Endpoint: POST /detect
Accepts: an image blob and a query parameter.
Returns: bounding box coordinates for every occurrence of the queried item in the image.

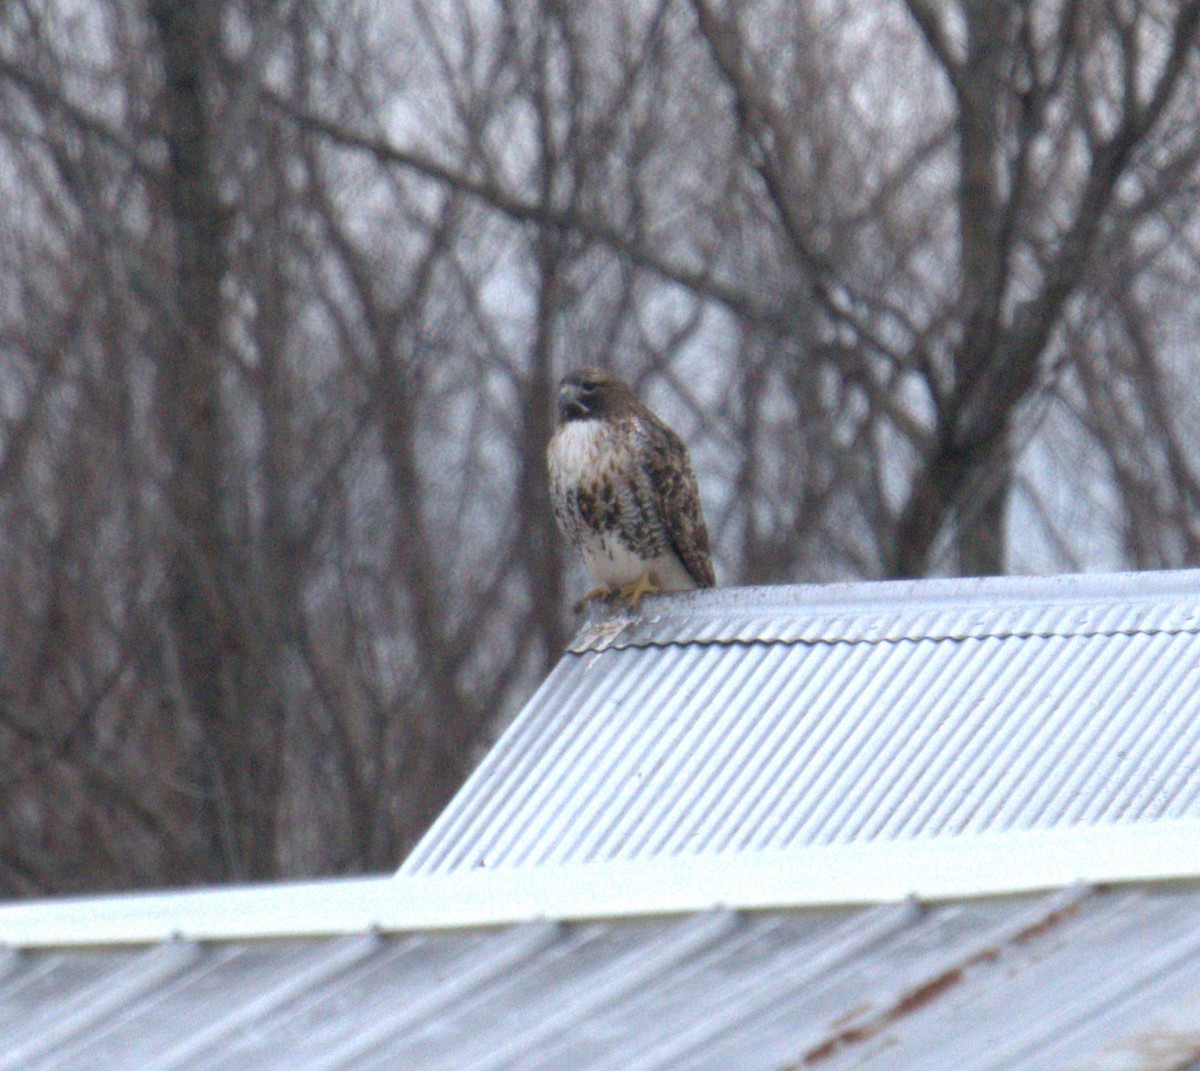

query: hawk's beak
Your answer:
[557,384,589,421]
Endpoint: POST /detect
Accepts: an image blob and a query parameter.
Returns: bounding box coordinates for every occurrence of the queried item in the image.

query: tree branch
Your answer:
[265,87,788,332]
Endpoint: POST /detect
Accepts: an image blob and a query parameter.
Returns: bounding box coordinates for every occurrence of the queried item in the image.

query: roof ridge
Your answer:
[569,582,1200,651]
[571,619,1200,654]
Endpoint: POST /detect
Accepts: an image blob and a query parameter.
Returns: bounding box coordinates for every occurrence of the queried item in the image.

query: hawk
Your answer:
[547,367,715,608]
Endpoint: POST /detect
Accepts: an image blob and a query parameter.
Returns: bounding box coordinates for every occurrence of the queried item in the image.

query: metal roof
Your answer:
[7,569,1200,1070]
[402,570,1200,876]
[5,884,1200,1070]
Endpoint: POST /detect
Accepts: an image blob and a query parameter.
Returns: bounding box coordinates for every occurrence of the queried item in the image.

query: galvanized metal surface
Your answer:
[7,570,1200,1070]
[403,571,1200,876]
[5,886,1200,1071]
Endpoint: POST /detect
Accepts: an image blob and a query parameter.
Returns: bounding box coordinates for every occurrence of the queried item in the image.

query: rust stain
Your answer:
[1108,1028,1200,1070]
[786,896,1086,1069]
[892,967,966,1016]
[826,1002,872,1031]
[800,1028,869,1066]
[796,967,969,1067]
[1011,899,1083,945]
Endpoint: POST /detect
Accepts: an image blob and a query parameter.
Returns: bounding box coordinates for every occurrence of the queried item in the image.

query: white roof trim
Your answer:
[4,819,1200,948]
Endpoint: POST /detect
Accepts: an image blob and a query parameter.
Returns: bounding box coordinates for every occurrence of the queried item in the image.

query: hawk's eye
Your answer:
[558,378,598,421]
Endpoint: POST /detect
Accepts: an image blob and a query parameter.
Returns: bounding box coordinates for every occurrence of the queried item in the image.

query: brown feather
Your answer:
[636,412,716,588]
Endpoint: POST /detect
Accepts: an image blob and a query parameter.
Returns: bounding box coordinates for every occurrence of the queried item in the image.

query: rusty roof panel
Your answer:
[5,887,1200,1070]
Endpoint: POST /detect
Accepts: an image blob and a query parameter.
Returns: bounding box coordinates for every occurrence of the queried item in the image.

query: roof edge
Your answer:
[568,568,1200,651]
[5,819,1200,949]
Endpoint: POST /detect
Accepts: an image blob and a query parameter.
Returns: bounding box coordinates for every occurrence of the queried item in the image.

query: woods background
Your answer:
[3,0,1200,894]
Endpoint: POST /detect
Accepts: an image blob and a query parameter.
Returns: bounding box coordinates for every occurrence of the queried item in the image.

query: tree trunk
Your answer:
[150,0,278,880]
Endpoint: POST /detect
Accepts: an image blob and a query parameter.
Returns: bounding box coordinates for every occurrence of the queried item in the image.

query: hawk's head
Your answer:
[556,367,638,425]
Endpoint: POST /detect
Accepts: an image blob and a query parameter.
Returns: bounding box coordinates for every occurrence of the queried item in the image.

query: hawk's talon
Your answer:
[618,573,658,609]
[573,587,613,614]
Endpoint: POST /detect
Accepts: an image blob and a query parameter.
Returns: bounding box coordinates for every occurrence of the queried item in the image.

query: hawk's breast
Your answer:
[548,418,608,496]
[547,418,622,547]
[548,417,696,591]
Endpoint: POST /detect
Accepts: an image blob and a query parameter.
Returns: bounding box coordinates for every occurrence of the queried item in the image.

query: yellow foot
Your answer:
[573,586,613,614]
[618,573,659,609]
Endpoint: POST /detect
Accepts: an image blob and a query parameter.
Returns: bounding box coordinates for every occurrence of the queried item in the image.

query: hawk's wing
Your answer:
[639,415,716,588]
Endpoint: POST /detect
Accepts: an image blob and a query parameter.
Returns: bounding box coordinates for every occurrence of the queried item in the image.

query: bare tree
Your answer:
[3,0,1200,895]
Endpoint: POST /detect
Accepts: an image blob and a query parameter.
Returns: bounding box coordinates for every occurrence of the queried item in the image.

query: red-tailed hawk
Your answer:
[547,367,715,608]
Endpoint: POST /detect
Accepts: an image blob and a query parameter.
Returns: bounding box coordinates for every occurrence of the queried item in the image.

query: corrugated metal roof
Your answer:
[5,885,1200,1071]
[6,570,1200,1069]
[403,570,1200,876]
